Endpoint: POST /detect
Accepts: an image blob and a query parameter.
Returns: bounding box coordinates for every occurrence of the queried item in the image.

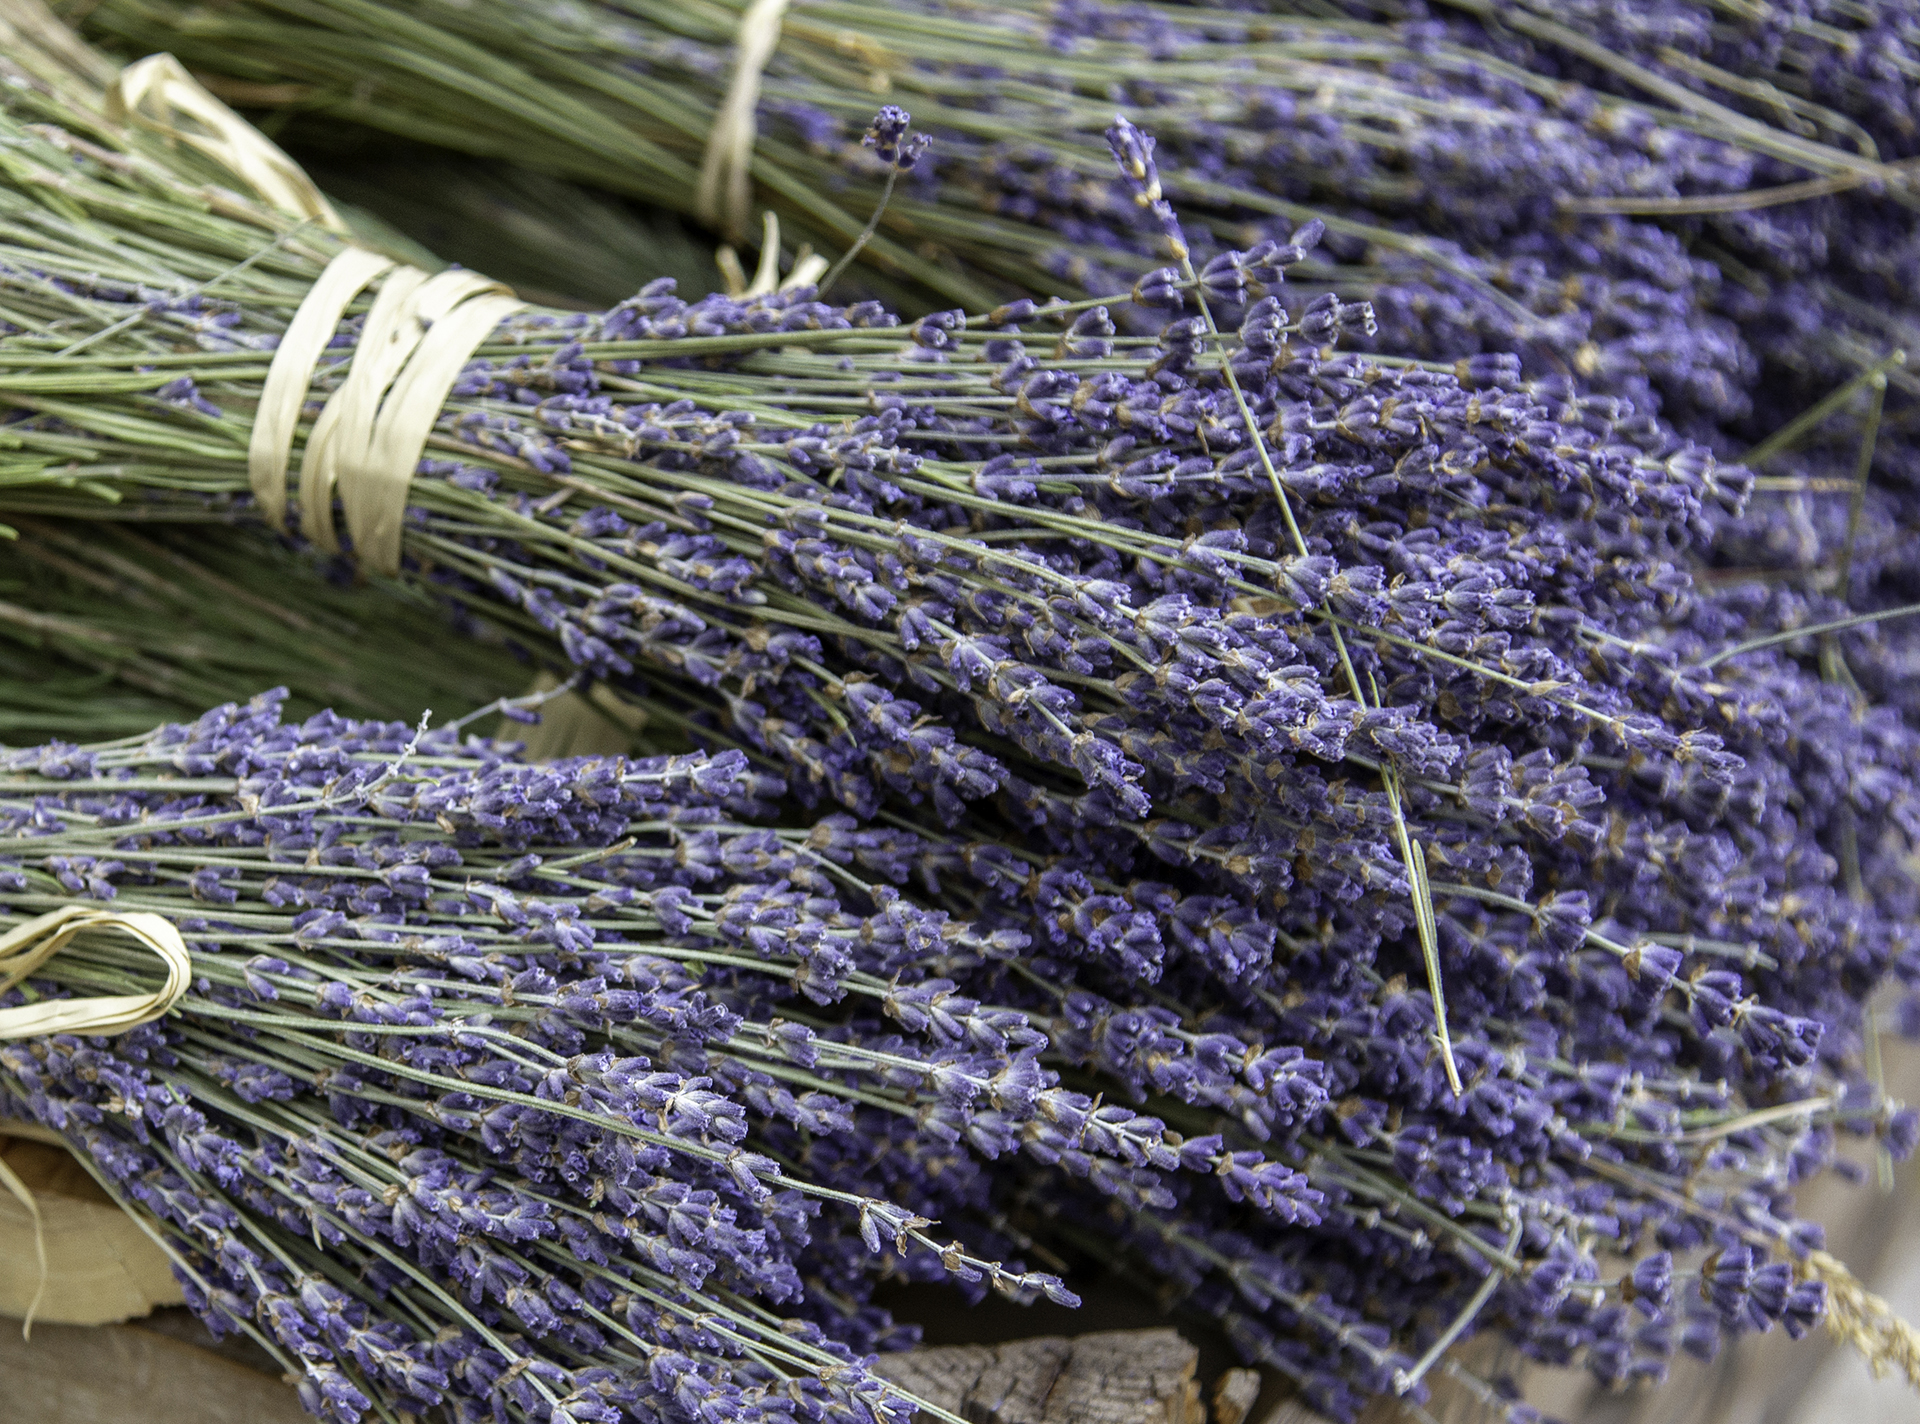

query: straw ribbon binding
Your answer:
[105,53,347,233]
[250,250,523,574]
[0,906,190,1338]
[0,906,192,1041]
[0,1144,45,1339]
[103,54,528,576]
[697,0,791,243]
[247,245,393,533]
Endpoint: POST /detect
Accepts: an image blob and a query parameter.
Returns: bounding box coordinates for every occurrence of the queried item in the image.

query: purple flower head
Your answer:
[1628,1252,1673,1316]
[1781,1281,1826,1340]
[1105,115,1188,261]
[863,106,930,171]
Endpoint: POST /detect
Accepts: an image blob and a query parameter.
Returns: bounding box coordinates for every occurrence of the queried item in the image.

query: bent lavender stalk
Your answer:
[3,46,1920,1424]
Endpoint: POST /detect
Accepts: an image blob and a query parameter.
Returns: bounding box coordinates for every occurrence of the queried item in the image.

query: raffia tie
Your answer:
[105,53,347,234]
[696,0,791,244]
[0,906,192,1337]
[100,55,528,576]
[248,251,524,574]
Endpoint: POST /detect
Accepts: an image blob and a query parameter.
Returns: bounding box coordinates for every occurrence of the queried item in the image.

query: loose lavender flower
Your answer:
[862,106,929,172]
[1105,115,1187,262]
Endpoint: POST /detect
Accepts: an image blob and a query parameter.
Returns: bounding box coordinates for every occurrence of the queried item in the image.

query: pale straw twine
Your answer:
[695,0,791,245]
[105,55,528,576]
[0,906,193,1338]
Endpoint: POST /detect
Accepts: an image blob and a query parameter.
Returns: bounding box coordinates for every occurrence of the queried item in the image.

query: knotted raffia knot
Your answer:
[0,905,192,1338]
[1801,1248,1920,1386]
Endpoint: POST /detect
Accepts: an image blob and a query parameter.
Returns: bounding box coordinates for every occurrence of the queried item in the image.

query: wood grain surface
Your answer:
[0,1133,183,1325]
[0,1315,308,1424]
[870,1329,1206,1424]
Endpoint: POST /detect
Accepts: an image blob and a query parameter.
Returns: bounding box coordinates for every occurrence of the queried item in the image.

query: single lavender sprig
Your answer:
[817,106,931,298]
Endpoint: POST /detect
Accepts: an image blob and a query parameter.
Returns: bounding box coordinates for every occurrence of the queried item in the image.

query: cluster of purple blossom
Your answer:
[4,46,1920,1422]
[731,0,1920,767]
[1022,4,1920,820]
[2,694,1093,1424]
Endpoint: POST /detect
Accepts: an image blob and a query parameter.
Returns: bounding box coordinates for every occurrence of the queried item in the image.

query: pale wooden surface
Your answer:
[0,1133,184,1325]
[0,1321,1232,1424]
[870,1329,1206,1424]
[1211,1368,1261,1424]
[0,1316,309,1424]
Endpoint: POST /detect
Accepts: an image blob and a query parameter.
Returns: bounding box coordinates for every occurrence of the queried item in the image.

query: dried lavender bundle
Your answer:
[65,0,1920,737]
[0,518,536,738]
[3,55,1920,1424]
[0,663,1906,1424]
[49,0,1908,426]
[0,692,1098,1424]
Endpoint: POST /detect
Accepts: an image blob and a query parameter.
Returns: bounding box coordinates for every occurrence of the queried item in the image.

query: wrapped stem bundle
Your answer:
[65,0,1920,736]
[2,42,1920,1424]
[0,517,536,739]
[0,695,1095,1424]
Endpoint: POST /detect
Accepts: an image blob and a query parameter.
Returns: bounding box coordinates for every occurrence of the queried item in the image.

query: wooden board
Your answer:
[869,1328,1207,1424]
[0,1131,184,1326]
[0,1316,309,1424]
[0,1318,1239,1424]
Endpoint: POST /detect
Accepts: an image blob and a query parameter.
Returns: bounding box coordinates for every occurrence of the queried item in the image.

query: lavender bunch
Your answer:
[58,0,1920,835]
[4,62,1920,1420]
[45,0,1890,420]
[3,681,1913,1424]
[0,517,537,739]
[61,0,1920,640]
[66,0,1920,666]
[0,691,1110,1424]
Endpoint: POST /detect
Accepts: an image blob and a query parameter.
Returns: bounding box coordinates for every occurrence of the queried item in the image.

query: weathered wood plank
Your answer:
[0,1316,309,1424]
[875,1343,1001,1418]
[1211,1368,1260,1424]
[870,1327,1205,1424]
[0,1133,183,1326]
